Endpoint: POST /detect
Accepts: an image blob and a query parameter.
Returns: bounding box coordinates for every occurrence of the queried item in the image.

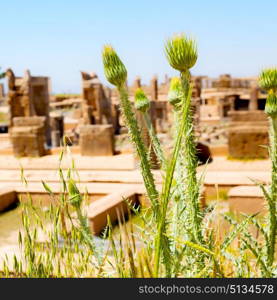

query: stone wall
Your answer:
[79,124,114,156]
[228,111,269,159]
[10,116,46,157]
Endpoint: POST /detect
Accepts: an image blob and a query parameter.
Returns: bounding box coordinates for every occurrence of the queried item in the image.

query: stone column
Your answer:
[93,83,103,124]
[249,85,259,111]
[150,76,158,101]
[133,76,141,90]
[218,98,224,118]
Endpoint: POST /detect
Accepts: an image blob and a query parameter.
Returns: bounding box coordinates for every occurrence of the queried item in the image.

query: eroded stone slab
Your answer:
[79,124,114,156]
[228,185,266,215]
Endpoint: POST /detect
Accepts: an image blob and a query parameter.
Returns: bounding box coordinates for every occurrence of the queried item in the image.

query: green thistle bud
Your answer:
[168,77,183,108]
[102,45,127,87]
[259,68,277,91]
[265,89,277,118]
[165,34,197,72]
[134,88,150,112]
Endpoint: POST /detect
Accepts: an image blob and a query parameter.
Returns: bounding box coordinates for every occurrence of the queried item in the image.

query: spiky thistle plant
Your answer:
[258,68,277,268]
[151,34,202,277]
[168,77,183,109]
[134,88,150,113]
[259,68,277,92]
[102,46,127,87]
[102,46,159,215]
[134,88,165,166]
[166,34,203,244]
[165,34,197,73]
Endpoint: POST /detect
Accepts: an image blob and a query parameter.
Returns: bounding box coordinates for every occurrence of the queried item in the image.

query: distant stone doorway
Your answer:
[257,99,266,110]
[234,97,249,111]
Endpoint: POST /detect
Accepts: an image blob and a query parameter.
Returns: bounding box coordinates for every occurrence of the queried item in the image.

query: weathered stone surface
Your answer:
[150,76,158,101]
[81,72,113,125]
[228,110,269,159]
[0,84,4,101]
[5,69,51,148]
[229,110,268,122]
[79,124,114,156]
[228,126,269,159]
[0,188,17,212]
[10,116,46,157]
[228,186,266,215]
[88,189,137,235]
[12,116,46,127]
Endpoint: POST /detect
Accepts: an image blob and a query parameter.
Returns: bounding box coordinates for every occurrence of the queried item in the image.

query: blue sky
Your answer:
[1,0,277,93]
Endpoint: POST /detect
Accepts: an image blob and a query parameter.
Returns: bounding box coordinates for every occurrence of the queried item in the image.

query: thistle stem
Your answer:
[143,113,165,168]
[153,82,192,277]
[268,117,277,266]
[180,71,202,244]
[117,85,159,213]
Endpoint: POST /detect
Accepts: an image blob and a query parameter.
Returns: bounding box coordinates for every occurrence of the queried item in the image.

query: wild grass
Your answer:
[1,34,276,278]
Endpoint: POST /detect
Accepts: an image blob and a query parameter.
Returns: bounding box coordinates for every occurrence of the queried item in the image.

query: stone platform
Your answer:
[0,154,272,235]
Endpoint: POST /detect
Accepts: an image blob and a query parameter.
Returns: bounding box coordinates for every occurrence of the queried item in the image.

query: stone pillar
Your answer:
[82,103,93,125]
[111,104,121,135]
[0,84,4,101]
[249,85,259,111]
[164,74,169,85]
[81,72,113,126]
[133,76,141,90]
[218,98,224,118]
[150,76,158,101]
[193,76,202,98]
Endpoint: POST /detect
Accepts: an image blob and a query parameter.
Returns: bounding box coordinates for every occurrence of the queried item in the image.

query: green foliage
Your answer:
[102,46,159,215]
[259,68,277,91]
[265,90,277,118]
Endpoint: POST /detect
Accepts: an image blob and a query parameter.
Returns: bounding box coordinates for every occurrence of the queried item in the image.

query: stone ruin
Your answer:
[10,116,47,157]
[0,84,4,102]
[81,71,113,125]
[113,75,207,166]
[3,69,268,162]
[200,75,266,124]
[79,72,114,156]
[228,110,269,159]
[6,69,52,157]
